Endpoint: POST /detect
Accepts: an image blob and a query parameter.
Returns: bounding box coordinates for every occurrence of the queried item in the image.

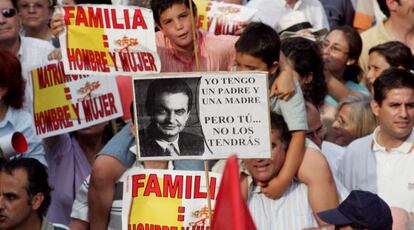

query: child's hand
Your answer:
[270,68,296,101]
[259,179,284,199]
[48,48,62,61]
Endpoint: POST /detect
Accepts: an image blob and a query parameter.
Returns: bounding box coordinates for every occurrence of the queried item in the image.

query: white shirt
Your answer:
[155,138,180,156]
[372,128,414,213]
[247,182,318,230]
[18,36,55,112]
[321,141,346,174]
[247,0,330,32]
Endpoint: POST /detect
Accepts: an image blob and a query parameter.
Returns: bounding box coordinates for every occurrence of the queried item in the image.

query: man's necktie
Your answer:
[166,143,179,156]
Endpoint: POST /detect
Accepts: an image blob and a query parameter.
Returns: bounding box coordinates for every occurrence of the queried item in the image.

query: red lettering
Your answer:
[141,52,150,71]
[193,176,207,199]
[209,177,217,200]
[71,103,81,125]
[163,175,183,198]
[88,7,104,28]
[132,174,145,197]
[107,93,118,115]
[75,7,88,26]
[111,9,124,29]
[37,67,49,89]
[185,176,192,199]
[124,9,130,29]
[146,52,157,71]
[132,9,148,29]
[197,15,204,28]
[64,6,75,25]
[34,105,74,135]
[143,174,161,197]
[108,51,117,71]
[103,8,111,27]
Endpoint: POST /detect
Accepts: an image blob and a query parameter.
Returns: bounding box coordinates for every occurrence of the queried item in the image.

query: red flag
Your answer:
[211,155,256,230]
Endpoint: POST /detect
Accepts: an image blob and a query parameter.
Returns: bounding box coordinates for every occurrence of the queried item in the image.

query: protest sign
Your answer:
[58,4,160,75]
[122,169,221,230]
[133,72,271,160]
[31,62,123,138]
[195,0,257,35]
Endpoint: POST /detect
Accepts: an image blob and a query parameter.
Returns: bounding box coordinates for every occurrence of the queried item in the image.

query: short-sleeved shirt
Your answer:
[270,80,308,131]
[45,134,91,226]
[156,30,237,72]
[0,107,46,165]
[337,127,414,212]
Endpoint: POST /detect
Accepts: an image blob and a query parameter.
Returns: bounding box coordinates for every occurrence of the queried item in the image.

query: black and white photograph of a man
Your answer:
[135,78,205,158]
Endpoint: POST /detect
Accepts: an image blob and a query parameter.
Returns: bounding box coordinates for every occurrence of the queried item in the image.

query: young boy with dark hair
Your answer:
[236,22,339,226]
[152,0,237,72]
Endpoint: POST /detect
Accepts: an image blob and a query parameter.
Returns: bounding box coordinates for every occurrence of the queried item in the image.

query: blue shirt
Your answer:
[0,107,46,165]
[325,80,369,106]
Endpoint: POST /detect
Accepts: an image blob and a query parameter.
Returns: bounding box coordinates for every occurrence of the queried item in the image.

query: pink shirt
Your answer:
[156,30,237,72]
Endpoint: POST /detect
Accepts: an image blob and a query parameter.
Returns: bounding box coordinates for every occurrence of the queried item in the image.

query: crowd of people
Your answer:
[0,0,413,229]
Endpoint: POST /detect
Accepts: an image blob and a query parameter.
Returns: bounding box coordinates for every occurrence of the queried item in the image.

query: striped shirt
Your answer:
[156,30,237,72]
[248,182,318,230]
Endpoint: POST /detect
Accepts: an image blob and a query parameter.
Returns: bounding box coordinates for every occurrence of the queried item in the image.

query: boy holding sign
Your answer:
[235,22,339,225]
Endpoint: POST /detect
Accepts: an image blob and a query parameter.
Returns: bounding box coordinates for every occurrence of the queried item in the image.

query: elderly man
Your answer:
[0,158,68,230]
[16,0,58,46]
[0,0,54,111]
[338,68,414,217]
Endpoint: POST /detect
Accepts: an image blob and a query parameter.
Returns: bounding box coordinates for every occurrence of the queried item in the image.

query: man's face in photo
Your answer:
[152,92,190,141]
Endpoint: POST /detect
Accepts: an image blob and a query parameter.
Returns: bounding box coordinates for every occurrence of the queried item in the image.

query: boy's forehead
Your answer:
[236,52,264,62]
[159,2,190,17]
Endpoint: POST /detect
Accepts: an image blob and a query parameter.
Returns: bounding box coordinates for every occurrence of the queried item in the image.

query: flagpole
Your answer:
[188,0,213,226]
[188,0,200,72]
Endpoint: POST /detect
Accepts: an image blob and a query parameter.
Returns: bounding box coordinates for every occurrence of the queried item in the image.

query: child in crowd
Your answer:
[235,22,339,225]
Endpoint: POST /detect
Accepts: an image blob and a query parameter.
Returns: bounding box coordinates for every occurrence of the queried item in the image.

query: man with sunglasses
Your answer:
[0,0,54,112]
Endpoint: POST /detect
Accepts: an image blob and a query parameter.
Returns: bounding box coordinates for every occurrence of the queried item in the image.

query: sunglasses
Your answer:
[1,8,17,18]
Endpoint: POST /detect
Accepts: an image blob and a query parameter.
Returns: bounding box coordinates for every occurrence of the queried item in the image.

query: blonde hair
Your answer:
[336,95,377,139]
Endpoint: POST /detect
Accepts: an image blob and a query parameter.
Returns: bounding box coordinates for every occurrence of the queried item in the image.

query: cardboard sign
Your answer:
[59,4,160,75]
[132,72,271,160]
[31,62,123,138]
[195,0,257,35]
[122,169,221,230]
